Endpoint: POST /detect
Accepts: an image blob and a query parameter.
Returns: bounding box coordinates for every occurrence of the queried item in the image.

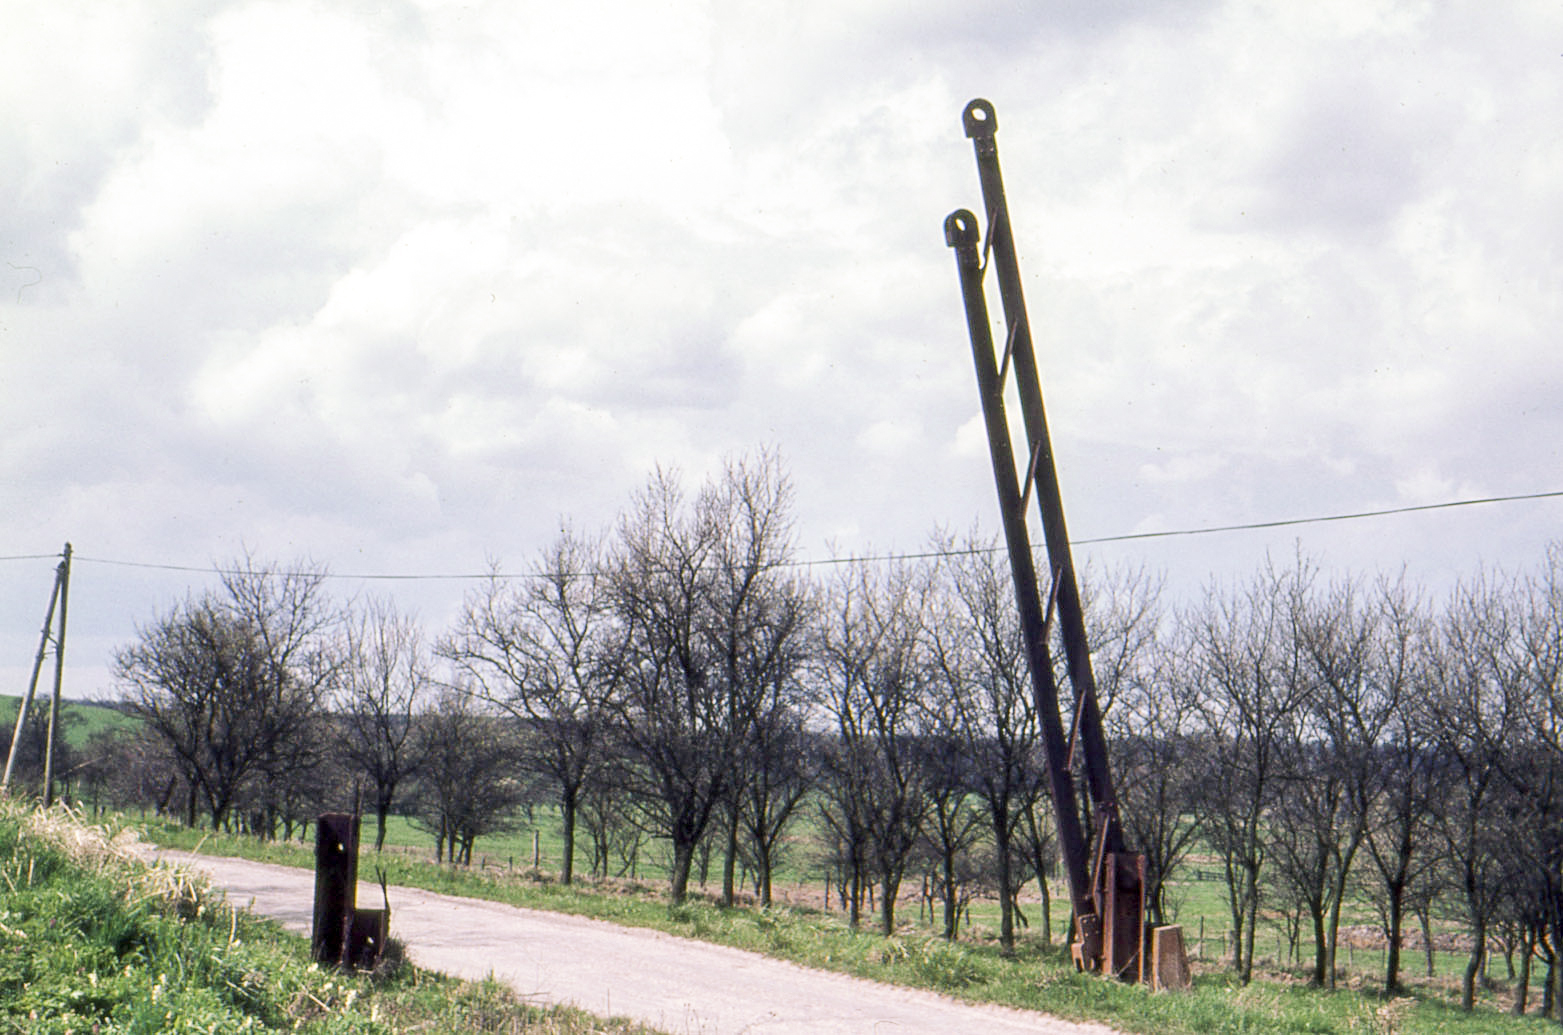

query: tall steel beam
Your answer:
[945,209,1102,966]
[960,99,1125,854]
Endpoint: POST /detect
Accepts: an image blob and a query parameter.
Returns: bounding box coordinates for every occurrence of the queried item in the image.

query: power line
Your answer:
[70,555,496,581]
[1071,489,1563,545]
[5,487,1560,581]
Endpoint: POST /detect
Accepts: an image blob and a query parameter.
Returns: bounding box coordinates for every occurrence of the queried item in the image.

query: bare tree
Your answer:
[577,752,641,879]
[602,453,804,905]
[116,557,343,831]
[1188,557,1315,983]
[442,527,615,884]
[815,557,934,936]
[340,596,430,850]
[603,467,724,904]
[1263,731,1351,983]
[409,687,528,865]
[1425,570,1520,1011]
[705,454,812,907]
[1281,573,1424,988]
[248,704,334,841]
[1495,544,1563,1018]
[0,702,79,801]
[927,534,1043,954]
[97,723,187,821]
[915,720,984,942]
[736,701,814,906]
[1346,577,1437,993]
[1014,791,1058,945]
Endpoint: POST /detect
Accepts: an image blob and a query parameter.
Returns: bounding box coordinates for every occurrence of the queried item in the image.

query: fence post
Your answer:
[312,813,358,965]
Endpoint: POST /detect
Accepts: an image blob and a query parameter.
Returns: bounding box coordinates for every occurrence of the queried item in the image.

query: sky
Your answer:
[4,0,1561,700]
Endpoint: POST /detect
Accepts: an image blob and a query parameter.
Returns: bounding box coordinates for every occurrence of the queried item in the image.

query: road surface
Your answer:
[155,850,1123,1035]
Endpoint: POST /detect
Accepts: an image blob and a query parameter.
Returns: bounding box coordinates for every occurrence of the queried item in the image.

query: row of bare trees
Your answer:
[108,555,526,855]
[1130,546,1563,1014]
[99,452,1563,1010]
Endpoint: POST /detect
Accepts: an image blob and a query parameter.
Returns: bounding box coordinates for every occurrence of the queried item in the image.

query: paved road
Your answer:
[157,851,1122,1035]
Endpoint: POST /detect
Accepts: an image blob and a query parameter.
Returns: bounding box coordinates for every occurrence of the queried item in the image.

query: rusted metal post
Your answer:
[345,907,389,970]
[961,100,1125,852]
[313,811,388,969]
[945,209,1101,964]
[947,100,1170,981]
[312,812,359,965]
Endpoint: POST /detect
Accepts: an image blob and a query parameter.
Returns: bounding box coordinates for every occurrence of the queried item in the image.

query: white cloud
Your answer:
[5,0,1563,693]
[1139,453,1228,485]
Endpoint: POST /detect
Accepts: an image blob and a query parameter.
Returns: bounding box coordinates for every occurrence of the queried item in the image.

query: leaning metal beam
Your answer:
[944,209,1102,965]
[960,99,1126,855]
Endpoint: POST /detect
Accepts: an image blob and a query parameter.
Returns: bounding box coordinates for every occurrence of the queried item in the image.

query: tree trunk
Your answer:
[879,874,899,937]
[1324,836,1361,991]
[1039,874,1052,946]
[1309,904,1328,987]
[1225,857,1246,973]
[1384,880,1406,993]
[1145,869,1164,928]
[1463,918,1485,1012]
[560,786,577,885]
[1240,866,1260,984]
[669,838,695,905]
[941,842,958,941]
[1324,887,1344,989]
[997,842,1015,956]
[721,800,739,908]
[1549,912,1563,1023]
[1514,932,1532,1016]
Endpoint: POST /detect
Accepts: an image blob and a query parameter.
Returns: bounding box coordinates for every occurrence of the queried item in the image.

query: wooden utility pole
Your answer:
[42,543,72,807]
[2,543,71,801]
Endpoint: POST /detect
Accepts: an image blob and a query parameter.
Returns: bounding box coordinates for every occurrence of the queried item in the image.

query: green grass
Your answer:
[0,802,670,1034]
[402,807,1496,994]
[370,801,840,893]
[140,818,1557,1035]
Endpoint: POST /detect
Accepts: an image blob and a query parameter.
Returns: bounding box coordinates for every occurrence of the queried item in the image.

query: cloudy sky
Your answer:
[4,0,1561,699]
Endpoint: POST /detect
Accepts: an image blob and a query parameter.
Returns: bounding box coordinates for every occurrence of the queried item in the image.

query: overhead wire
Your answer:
[1069,489,1563,545]
[3,487,1560,582]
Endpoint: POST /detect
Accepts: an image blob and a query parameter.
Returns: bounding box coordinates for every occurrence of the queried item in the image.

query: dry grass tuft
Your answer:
[16,801,221,921]
[20,802,142,867]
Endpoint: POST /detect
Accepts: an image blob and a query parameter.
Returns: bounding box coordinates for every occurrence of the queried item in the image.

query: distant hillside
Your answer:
[0,694,140,749]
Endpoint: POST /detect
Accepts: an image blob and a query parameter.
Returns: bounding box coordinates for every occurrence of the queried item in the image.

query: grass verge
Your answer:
[0,802,669,1034]
[141,818,1556,1035]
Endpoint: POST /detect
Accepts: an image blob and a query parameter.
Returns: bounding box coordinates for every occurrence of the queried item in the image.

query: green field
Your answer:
[358,806,1516,1002]
[0,693,139,750]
